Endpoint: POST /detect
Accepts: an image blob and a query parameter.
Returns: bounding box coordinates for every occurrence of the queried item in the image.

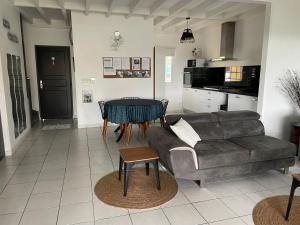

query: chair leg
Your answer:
[127,123,132,144]
[286,179,297,220]
[145,162,149,176]
[118,157,123,181]
[160,117,164,127]
[102,119,108,137]
[153,160,161,190]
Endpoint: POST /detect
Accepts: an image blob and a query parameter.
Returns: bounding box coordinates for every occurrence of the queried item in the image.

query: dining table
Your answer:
[104,98,164,142]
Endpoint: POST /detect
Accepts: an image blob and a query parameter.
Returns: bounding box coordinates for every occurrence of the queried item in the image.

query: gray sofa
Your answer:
[148,111,296,184]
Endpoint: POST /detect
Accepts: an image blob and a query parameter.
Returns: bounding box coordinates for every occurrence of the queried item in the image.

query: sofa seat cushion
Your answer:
[230,135,297,161]
[194,140,250,169]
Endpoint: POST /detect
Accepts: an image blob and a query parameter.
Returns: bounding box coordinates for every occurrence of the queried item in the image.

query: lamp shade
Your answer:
[180,17,195,43]
[180,28,195,43]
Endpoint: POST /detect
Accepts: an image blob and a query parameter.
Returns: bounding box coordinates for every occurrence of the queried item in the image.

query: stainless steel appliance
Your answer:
[187,59,205,67]
[183,71,192,87]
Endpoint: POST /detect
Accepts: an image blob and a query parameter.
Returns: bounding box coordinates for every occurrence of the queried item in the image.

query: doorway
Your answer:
[36,46,73,119]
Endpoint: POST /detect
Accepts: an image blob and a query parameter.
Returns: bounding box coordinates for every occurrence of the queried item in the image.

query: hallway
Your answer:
[0,126,299,225]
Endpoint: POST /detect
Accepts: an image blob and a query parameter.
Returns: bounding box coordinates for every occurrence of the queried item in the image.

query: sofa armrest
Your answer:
[147,127,198,176]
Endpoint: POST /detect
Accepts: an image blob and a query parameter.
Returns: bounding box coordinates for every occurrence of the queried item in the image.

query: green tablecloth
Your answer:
[104,99,163,124]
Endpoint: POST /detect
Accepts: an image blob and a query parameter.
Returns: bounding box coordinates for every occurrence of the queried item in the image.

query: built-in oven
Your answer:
[183,68,194,87]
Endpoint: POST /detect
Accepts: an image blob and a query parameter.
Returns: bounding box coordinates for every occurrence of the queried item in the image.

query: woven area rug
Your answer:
[253,196,300,225]
[94,168,178,209]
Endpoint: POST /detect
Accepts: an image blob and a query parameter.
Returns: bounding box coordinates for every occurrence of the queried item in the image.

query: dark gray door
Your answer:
[36,46,73,119]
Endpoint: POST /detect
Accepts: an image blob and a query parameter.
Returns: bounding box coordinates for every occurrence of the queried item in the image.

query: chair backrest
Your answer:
[121,97,140,99]
[161,99,169,116]
[98,101,105,119]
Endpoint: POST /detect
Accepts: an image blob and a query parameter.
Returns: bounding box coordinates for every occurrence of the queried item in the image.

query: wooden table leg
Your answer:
[127,123,132,144]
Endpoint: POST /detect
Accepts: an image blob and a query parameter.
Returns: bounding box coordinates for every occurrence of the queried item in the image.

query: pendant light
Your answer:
[180,17,195,43]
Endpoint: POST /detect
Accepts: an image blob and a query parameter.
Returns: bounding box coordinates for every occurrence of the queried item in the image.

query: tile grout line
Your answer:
[86,128,96,225]
[55,130,72,225]
[17,131,56,225]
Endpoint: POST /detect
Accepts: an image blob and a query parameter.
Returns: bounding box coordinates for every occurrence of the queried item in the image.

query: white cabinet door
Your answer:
[228,94,258,111]
[183,88,194,111]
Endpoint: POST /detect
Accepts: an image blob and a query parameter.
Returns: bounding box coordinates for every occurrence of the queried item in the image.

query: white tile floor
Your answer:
[0,125,299,225]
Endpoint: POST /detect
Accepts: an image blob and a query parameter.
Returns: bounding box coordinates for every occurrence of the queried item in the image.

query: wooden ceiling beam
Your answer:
[126,0,143,18]
[33,0,51,24]
[106,0,117,17]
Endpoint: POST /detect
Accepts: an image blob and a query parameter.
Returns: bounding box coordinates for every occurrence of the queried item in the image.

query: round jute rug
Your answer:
[253,196,300,225]
[94,168,178,209]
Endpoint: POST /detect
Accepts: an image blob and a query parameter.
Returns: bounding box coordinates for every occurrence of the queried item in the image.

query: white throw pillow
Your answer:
[170,118,201,148]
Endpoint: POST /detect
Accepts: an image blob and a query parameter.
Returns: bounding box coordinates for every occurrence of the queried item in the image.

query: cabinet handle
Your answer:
[208,92,211,94]
[252,98,258,102]
[207,99,211,101]
[235,96,240,98]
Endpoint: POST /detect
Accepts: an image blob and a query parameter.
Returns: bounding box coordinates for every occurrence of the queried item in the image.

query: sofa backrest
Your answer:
[165,111,265,141]
[165,113,224,140]
[213,111,265,139]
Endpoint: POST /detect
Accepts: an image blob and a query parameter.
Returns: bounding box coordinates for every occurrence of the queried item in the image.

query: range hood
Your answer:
[210,22,236,62]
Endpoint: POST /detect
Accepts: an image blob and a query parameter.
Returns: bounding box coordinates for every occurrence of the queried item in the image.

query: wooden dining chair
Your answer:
[160,99,169,127]
[98,101,108,137]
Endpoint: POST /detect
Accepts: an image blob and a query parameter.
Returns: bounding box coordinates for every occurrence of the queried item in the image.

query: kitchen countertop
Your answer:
[187,87,258,97]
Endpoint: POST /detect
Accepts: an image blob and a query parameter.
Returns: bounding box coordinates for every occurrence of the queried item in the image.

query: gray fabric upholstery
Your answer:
[148,111,297,182]
[165,113,224,140]
[213,110,261,121]
[230,135,297,161]
[220,120,265,139]
[194,140,250,169]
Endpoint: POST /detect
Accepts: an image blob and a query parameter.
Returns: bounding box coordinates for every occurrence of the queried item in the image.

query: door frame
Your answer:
[35,45,73,120]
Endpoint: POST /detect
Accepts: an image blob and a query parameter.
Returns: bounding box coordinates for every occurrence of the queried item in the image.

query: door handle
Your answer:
[40,80,45,90]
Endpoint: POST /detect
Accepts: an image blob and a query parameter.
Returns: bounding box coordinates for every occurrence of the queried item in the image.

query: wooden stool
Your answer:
[118,147,160,196]
[285,174,300,220]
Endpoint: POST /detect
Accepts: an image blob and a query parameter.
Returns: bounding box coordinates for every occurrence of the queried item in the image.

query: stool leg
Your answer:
[124,163,129,196]
[118,157,123,181]
[146,162,149,176]
[286,179,297,220]
[153,160,161,190]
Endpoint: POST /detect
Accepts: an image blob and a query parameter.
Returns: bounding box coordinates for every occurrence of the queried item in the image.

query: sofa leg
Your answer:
[284,167,289,174]
[194,180,205,187]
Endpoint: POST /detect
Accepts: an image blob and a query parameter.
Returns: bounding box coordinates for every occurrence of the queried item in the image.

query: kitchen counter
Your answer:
[190,87,258,97]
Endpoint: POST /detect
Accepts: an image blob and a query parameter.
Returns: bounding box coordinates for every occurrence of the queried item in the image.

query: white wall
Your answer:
[22,21,77,118]
[258,0,300,140]
[71,13,154,127]
[198,10,266,67]
[0,0,30,155]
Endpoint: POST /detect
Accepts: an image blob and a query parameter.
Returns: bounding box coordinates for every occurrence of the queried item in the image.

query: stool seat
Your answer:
[120,147,159,163]
[292,174,300,181]
[118,147,160,196]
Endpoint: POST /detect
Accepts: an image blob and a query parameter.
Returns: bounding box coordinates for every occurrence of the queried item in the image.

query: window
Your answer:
[225,66,243,82]
[165,56,172,83]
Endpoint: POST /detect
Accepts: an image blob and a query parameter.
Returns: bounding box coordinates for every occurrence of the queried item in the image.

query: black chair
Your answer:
[160,99,169,127]
[98,101,108,137]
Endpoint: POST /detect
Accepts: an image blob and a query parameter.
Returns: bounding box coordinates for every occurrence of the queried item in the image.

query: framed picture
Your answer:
[131,57,141,70]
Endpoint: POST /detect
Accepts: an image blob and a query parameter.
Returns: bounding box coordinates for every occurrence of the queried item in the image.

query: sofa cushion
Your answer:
[165,113,224,140]
[213,111,265,139]
[194,140,250,169]
[170,118,201,147]
[230,135,297,161]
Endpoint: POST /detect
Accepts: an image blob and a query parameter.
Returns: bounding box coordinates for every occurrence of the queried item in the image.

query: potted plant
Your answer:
[279,70,300,108]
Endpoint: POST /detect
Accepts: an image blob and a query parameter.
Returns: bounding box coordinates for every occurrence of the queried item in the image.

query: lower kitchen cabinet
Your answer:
[228,94,258,111]
[183,88,226,113]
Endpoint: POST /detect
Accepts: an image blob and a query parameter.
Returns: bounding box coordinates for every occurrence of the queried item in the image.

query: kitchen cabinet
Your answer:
[228,94,258,111]
[183,88,226,113]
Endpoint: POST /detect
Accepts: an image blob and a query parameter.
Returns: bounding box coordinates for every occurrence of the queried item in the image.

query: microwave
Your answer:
[187,59,205,67]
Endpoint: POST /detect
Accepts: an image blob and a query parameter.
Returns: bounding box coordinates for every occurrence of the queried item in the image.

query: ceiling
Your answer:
[13,0,266,32]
